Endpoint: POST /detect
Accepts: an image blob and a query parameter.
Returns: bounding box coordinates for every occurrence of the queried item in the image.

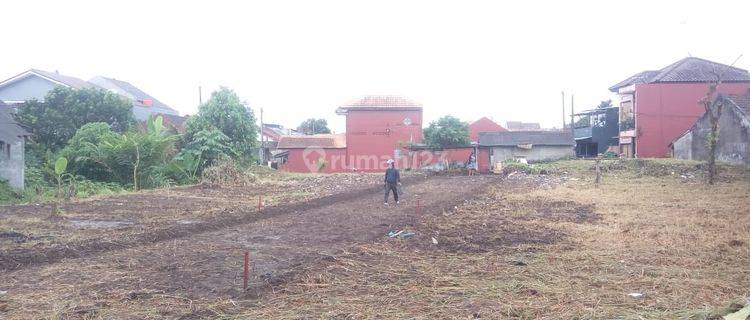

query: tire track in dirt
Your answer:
[0,175,481,272]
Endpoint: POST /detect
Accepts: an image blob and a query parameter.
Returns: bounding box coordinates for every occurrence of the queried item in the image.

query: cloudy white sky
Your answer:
[3,0,750,132]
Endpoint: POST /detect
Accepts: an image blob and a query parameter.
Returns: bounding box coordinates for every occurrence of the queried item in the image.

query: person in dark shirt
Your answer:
[384,159,400,205]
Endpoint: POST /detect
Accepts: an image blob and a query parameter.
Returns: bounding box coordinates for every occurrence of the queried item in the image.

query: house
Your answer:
[573,106,619,157]
[0,69,182,125]
[478,131,574,166]
[671,92,750,166]
[336,95,423,171]
[0,69,91,106]
[609,57,750,158]
[469,117,507,142]
[505,121,541,131]
[88,76,181,122]
[0,102,30,190]
[277,95,423,172]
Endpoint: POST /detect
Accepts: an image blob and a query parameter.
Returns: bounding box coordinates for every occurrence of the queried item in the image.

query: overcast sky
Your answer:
[3,0,750,132]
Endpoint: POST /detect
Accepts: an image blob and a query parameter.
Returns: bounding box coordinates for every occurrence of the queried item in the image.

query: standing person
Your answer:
[384,159,401,205]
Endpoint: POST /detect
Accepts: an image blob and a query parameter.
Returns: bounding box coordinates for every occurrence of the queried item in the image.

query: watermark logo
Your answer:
[299,147,448,172]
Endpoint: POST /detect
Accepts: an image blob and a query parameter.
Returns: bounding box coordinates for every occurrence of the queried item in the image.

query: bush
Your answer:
[0,180,20,202]
[60,122,119,181]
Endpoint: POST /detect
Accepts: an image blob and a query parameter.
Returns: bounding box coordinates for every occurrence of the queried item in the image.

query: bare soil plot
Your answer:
[0,173,391,271]
[0,174,498,319]
[1,160,748,319]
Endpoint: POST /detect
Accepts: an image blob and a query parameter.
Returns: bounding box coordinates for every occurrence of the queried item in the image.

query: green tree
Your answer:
[15,86,135,151]
[423,115,470,148]
[297,118,331,135]
[596,100,613,109]
[185,87,258,158]
[178,128,237,173]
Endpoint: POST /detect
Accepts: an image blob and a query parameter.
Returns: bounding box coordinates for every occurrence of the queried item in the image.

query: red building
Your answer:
[337,96,423,171]
[610,57,750,158]
[469,117,507,142]
[277,96,423,172]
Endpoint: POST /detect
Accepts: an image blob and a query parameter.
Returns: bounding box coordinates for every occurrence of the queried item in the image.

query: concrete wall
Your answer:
[488,145,574,165]
[0,76,58,102]
[673,106,750,166]
[0,139,25,190]
[633,82,750,158]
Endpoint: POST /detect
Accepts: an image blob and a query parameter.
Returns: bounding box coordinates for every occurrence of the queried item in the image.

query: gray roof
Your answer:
[609,57,750,92]
[724,93,750,120]
[0,102,30,142]
[90,76,176,112]
[608,70,659,92]
[478,130,574,147]
[29,69,92,89]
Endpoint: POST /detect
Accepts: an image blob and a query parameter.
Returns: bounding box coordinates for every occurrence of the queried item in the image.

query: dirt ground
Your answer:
[0,172,498,319]
[1,160,749,319]
[0,173,396,271]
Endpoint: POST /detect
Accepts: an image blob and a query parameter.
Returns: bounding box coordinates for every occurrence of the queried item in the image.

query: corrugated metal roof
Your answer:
[478,130,574,146]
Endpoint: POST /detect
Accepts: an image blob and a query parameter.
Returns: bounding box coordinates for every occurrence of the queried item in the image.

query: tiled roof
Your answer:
[336,95,422,114]
[478,130,574,146]
[0,69,91,91]
[725,93,750,119]
[609,57,750,92]
[90,76,177,112]
[30,69,92,89]
[277,133,346,149]
[608,70,659,92]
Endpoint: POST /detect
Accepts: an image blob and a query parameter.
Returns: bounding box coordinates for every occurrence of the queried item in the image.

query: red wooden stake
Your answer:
[243,251,249,290]
[416,200,421,215]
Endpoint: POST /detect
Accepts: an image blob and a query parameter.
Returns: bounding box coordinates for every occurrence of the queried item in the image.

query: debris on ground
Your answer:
[387,230,416,239]
[628,292,644,298]
[724,304,750,320]
[431,237,438,245]
[510,260,527,266]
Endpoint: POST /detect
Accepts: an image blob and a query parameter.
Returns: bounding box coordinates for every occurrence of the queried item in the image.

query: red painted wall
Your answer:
[469,117,507,142]
[345,110,423,171]
[477,148,491,173]
[279,148,348,173]
[634,82,750,157]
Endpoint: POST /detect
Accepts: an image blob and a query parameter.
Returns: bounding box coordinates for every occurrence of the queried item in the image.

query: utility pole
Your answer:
[198,86,202,105]
[561,91,566,129]
[570,94,576,156]
[570,94,575,133]
[259,107,264,165]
